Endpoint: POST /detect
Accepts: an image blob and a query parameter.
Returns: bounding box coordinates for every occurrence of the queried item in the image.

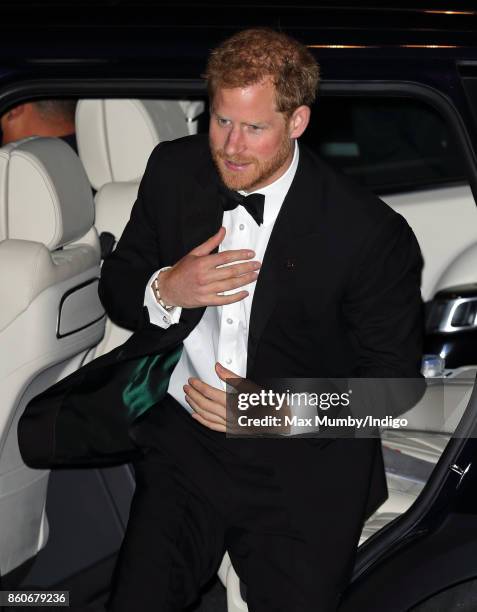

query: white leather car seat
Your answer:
[0,136,105,576]
[75,98,203,359]
[76,98,203,191]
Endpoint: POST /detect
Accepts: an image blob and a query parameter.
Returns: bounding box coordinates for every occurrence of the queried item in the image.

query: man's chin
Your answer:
[219,169,257,192]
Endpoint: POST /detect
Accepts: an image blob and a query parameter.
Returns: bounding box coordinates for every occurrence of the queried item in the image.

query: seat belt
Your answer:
[99,231,116,260]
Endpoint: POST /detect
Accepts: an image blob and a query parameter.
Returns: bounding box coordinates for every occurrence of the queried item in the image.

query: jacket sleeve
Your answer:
[98,143,165,331]
[343,212,424,379]
[342,212,426,417]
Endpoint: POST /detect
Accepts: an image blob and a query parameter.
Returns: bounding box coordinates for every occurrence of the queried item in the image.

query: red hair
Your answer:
[204,28,320,115]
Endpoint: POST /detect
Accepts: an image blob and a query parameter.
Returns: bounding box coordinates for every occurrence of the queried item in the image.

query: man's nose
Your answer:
[224,126,245,157]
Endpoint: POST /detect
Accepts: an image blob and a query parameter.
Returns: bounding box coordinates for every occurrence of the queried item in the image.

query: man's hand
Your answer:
[156,227,261,308]
[183,362,233,432]
[184,363,291,435]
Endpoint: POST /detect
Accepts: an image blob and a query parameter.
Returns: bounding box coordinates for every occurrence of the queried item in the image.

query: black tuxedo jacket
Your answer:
[18,134,423,517]
[101,134,423,378]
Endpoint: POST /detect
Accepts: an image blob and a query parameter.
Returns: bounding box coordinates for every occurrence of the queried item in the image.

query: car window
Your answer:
[302,96,468,194]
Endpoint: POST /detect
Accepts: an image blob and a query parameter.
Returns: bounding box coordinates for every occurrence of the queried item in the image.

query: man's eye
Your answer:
[217,117,229,126]
[249,125,262,132]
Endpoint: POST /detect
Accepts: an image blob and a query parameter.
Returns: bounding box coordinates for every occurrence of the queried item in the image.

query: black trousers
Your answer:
[106,395,380,612]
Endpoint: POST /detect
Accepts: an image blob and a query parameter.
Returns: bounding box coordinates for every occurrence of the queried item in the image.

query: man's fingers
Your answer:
[211,249,256,267]
[190,227,226,257]
[207,291,250,306]
[191,412,226,432]
[184,388,227,424]
[206,272,259,295]
[186,396,226,426]
[208,260,261,282]
[185,379,224,404]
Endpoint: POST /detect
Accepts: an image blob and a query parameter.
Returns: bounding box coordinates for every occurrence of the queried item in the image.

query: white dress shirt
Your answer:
[145,142,302,417]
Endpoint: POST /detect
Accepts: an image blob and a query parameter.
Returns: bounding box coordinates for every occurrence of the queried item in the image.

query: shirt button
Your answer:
[226,358,232,365]
[226,317,233,324]
[163,315,169,323]
[239,223,245,231]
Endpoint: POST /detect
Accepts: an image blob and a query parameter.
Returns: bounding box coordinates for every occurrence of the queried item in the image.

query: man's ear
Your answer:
[4,103,27,122]
[288,105,311,139]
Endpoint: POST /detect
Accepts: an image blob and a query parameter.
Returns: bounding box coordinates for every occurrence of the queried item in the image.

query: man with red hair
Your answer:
[99,29,423,611]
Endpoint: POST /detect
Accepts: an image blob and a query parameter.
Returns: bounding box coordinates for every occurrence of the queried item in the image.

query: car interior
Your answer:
[2,91,477,611]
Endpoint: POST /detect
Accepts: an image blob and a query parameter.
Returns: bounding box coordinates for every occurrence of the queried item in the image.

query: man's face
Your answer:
[209,79,295,192]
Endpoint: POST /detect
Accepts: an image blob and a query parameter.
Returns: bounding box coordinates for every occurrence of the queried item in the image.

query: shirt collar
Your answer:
[239,140,299,226]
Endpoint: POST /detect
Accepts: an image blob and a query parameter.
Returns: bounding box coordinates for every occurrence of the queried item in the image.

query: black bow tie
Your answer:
[220,188,265,226]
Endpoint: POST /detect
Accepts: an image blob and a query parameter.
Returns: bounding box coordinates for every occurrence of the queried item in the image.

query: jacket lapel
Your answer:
[246,145,325,375]
[180,147,223,254]
[121,141,225,363]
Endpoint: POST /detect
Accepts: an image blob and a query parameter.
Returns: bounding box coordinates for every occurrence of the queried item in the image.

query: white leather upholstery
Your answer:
[94,182,139,243]
[435,242,477,293]
[382,366,475,464]
[0,137,94,247]
[76,99,192,190]
[0,137,105,575]
[382,184,477,301]
[76,97,206,361]
[87,181,140,360]
[218,553,248,612]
